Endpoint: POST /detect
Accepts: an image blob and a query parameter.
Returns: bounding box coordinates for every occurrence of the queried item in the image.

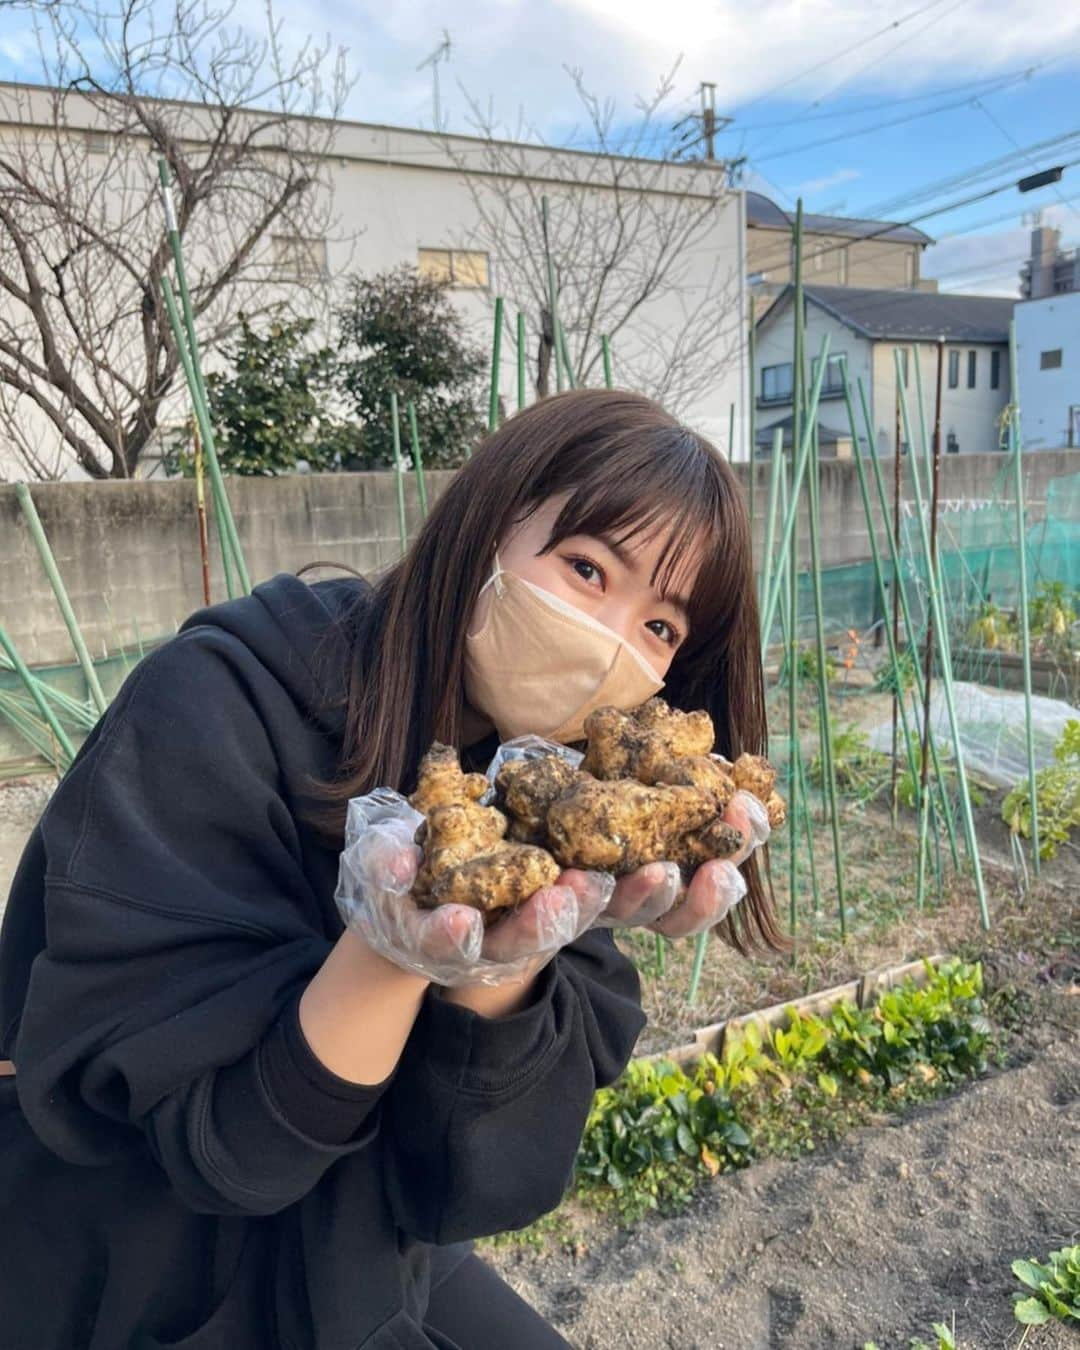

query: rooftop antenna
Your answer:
[417,30,452,132]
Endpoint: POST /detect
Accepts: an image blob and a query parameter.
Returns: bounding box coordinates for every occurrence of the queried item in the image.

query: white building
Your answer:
[1014,292,1080,450]
[753,285,1015,459]
[0,82,747,482]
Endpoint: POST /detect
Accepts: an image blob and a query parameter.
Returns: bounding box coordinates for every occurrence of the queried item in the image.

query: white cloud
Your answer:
[786,167,861,199]
[3,0,1079,147]
[923,201,1080,296]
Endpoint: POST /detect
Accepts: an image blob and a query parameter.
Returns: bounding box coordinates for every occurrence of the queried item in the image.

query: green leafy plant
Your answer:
[164,315,350,477]
[575,1056,753,1223]
[966,599,1018,652]
[809,722,890,800]
[335,264,485,469]
[794,647,838,683]
[1030,580,1077,642]
[573,960,994,1225]
[864,1318,957,1349]
[1003,718,1080,860]
[873,645,918,696]
[1011,1244,1080,1327]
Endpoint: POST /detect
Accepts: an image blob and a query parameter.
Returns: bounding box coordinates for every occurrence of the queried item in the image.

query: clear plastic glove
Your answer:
[334,788,614,988]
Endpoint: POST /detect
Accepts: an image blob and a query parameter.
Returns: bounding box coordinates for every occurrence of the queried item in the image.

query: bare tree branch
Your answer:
[0,0,353,479]
[442,66,742,419]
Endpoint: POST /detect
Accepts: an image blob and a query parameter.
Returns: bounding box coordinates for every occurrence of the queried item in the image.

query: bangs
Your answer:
[533,423,749,661]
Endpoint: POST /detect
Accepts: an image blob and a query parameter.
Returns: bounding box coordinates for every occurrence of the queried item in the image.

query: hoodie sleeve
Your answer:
[14,630,391,1217]
[380,924,647,1244]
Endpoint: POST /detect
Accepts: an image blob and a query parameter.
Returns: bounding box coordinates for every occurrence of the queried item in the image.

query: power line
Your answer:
[722,0,959,120]
[972,96,1080,226]
[745,0,975,158]
[752,76,1032,165]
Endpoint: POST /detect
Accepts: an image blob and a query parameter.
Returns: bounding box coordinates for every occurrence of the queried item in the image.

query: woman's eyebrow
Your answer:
[597,531,691,622]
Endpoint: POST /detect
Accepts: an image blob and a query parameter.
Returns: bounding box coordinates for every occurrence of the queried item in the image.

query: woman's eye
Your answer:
[570,558,604,586]
[647,619,681,646]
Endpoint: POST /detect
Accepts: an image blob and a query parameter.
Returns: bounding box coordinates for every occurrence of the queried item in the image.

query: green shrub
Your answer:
[1003,718,1080,860]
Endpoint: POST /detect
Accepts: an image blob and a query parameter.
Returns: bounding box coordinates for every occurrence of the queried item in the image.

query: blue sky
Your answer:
[3,0,1079,296]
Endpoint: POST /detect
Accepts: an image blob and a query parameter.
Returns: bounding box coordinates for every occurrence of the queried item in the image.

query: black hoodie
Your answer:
[0,572,647,1350]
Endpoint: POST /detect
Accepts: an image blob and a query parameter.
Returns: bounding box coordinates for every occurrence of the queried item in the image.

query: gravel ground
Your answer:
[0,776,56,918]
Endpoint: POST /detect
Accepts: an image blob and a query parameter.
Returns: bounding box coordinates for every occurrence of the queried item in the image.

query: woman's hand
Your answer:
[592,788,771,939]
[335,806,614,989]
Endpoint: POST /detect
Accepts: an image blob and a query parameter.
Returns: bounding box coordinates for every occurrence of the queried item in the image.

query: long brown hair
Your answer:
[301,387,790,957]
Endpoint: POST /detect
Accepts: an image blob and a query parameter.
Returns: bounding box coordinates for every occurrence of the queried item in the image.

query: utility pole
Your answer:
[700,82,718,160]
[671,81,736,169]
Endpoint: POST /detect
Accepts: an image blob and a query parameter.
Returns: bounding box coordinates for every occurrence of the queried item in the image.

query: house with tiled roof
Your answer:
[754,284,1015,459]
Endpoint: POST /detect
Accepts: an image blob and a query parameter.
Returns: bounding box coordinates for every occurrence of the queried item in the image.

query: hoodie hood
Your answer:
[177,571,371,742]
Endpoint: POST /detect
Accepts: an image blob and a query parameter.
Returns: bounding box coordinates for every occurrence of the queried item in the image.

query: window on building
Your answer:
[271,235,328,281]
[1040,348,1063,370]
[811,352,846,393]
[897,347,910,386]
[761,363,793,402]
[838,247,849,286]
[85,130,109,155]
[990,350,1001,390]
[905,251,915,288]
[967,350,977,389]
[418,248,490,290]
[946,431,959,453]
[947,350,960,388]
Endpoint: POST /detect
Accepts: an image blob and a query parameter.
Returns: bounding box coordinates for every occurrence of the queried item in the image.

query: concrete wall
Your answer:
[1015,292,1080,450]
[4,450,1076,665]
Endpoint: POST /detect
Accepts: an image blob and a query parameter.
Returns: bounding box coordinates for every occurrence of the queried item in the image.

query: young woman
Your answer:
[0,387,788,1349]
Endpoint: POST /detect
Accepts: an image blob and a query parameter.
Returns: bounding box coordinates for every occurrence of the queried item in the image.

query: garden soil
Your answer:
[2,775,1078,1349]
[484,981,1079,1349]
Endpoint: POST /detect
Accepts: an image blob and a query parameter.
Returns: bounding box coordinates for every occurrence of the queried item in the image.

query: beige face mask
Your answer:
[464,554,666,744]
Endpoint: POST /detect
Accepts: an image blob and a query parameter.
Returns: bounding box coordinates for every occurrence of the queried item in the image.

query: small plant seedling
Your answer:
[1011,1243,1080,1329]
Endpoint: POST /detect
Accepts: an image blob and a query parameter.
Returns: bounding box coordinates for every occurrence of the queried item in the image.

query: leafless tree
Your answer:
[444,63,743,414]
[0,0,352,480]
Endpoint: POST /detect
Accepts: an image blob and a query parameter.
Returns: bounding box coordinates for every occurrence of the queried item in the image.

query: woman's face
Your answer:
[470,493,702,680]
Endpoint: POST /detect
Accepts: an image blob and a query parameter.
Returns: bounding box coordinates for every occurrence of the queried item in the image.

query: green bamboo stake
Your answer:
[516,312,527,410]
[405,400,429,520]
[156,159,249,597]
[557,319,576,390]
[159,278,245,597]
[601,335,613,389]
[902,352,959,892]
[806,415,848,936]
[13,483,107,716]
[390,392,408,557]
[488,296,504,431]
[1007,319,1041,872]
[789,198,806,948]
[777,462,820,933]
[540,195,563,393]
[0,622,76,764]
[758,426,785,618]
[894,358,990,928]
[748,294,757,542]
[857,377,960,870]
[757,335,831,655]
[836,366,924,812]
[728,402,736,462]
